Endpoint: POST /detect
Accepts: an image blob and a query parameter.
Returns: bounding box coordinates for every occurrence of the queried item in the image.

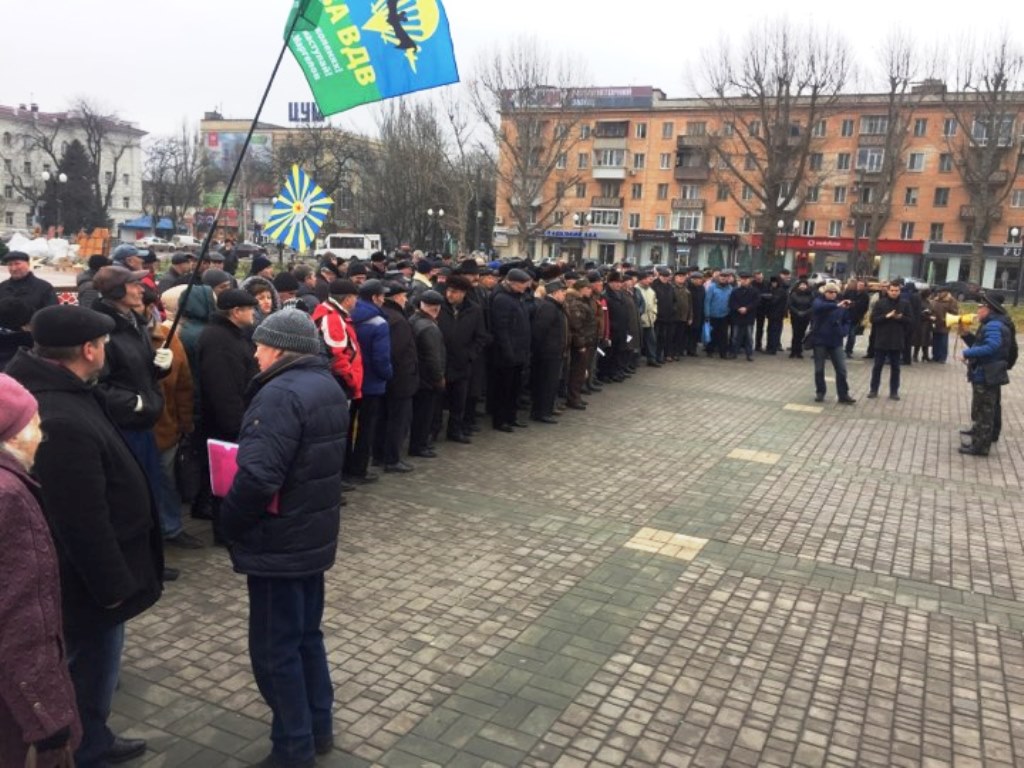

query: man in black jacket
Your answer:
[409,291,446,455]
[0,251,58,315]
[375,283,418,472]
[842,280,870,358]
[489,269,532,431]
[530,280,569,424]
[729,272,760,361]
[6,305,163,768]
[651,266,676,363]
[438,275,486,443]
[221,309,348,768]
[868,282,912,400]
[196,288,259,542]
[685,271,706,357]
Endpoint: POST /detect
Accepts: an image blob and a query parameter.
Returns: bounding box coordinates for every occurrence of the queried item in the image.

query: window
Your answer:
[661,121,674,139]
[527,208,538,226]
[659,153,672,170]
[738,216,752,233]
[833,186,847,203]
[914,118,928,137]
[635,122,648,139]
[972,116,1015,147]
[553,211,565,225]
[123,172,130,186]
[3,185,11,199]
[687,121,707,136]
[599,181,620,198]
[716,183,730,202]
[802,220,815,236]
[811,119,827,138]
[673,211,702,230]
[554,123,568,140]
[655,214,667,230]
[905,187,918,205]
[806,185,820,203]
[856,147,885,172]
[104,171,112,185]
[656,183,669,200]
[678,184,701,200]
[595,149,624,167]
[930,223,944,241]
[633,153,646,170]
[24,213,31,228]
[3,212,12,226]
[741,184,753,201]
[749,120,760,137]
[1,132,10,147]
[860,115,889,135]
[2,159,9,172]
[907,152,925,171]
[43,163,51,173]
[713,216,726,232]
[841,119,854,137]
[590,210,621,227]
[829,220,843,237]
[943,118,957,137]
[722,121,735,136]
[122,196,130,208]
[1012,189,1024,208]
[934,187,950,206]
[900,222,915,239]
[578,152,589,170]
[779,181,793,198]
[556,153,567,169]
[836,153,851,171]
[23,161,31,175]
[575,183,587,198]
[631,183,643,200]
[744,154,756,170]
[939,153,953,173]
[580,124,591,139]
[809,152,823,171]
[628,212,641,229]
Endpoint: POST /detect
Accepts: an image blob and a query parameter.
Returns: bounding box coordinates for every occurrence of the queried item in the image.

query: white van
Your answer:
[314,233,382,261]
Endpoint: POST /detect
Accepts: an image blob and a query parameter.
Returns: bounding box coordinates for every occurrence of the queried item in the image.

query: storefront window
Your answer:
[996,259,1020,292]
[708,246,725,269]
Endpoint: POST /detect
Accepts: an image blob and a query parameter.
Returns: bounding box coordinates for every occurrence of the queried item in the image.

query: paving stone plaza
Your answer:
[114,350,1024,767]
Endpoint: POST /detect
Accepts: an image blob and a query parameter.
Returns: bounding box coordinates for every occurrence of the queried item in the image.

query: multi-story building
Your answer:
[0,102,145,234]
[493,85,1024,290]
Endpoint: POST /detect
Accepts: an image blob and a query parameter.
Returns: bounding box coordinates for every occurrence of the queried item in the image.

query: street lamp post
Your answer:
[1011,226,1022,307]
[776,218,800,271]
[427,207,445,252]
[40,170,68,233]
[573,212,592,265]
[474,209,483,253]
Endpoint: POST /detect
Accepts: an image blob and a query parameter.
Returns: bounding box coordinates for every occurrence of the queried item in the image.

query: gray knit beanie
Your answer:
[252,308,319,354]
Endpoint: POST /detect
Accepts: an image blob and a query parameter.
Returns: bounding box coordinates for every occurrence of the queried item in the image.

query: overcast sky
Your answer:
[1,1,1013,142]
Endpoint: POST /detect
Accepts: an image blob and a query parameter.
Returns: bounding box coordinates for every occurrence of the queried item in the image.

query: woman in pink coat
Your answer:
[0,373,80,767]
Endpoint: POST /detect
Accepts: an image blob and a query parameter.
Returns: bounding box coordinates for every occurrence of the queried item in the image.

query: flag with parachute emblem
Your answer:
[263,165,333,253]
[285,0,460,116]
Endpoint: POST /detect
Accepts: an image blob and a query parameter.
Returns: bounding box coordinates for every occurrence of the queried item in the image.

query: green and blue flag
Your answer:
[286,0,460,116]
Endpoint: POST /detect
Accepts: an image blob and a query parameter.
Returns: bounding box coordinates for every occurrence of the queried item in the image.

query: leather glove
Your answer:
[153,348,173,371]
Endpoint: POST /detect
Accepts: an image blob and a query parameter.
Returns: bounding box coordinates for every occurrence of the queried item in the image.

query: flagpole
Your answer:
[166,6,303,345]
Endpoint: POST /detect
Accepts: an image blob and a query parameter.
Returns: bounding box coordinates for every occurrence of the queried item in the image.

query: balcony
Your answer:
[674,165,710,181]
[592,166,627,180]
[593,121,629,139]
[591,196,623,208]
[594,136,628,150]
[858,134,888,147]
[672,198,706,211]
[960,205,1003,221]
[677,134,710,148]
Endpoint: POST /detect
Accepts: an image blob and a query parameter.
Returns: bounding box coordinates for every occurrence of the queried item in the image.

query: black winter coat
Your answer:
[222,355,348,577]
[196,314,258,441]
[729,285,760,325]
[382,300,419,399]
[0,328,32,371]
[411,312,446,389]
[438,299,487,382]
[4,349,163,635]
[0,273,57,315]
[490,283,530,367]
[91,300,165,430]
[531,297,569,361]
[605,287,632,344]
[871,295,912,350]
[688,283,706,326]
[651,280,676,322]
[788,289,814,319]
[843,289,870,326]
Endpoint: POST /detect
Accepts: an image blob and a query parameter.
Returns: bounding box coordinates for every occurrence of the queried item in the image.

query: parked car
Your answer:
[901,275,931,292]
[941,280,982,302]
[807,272,841,287]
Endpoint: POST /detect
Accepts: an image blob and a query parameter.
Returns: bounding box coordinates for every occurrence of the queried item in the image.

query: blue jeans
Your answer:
[813,345,850,398]
[158,445,185,537]
[932,333,950,363]
[870,350,902,395]
[67,622,125,768]
[248,574,334,764]
[731,323,753,356]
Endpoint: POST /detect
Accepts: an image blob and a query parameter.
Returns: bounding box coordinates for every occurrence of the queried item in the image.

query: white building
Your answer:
[0,102,146,234]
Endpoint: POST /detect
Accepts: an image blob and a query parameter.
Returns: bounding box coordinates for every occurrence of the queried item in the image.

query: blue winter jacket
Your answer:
[222,355,349,577]
[351,298,394,396]
[963,317,1009,383]
[810,296,849,349]
[704,282,733,319]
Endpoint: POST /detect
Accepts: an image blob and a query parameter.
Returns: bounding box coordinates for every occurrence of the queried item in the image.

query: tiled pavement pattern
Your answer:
[113,347,1024,767]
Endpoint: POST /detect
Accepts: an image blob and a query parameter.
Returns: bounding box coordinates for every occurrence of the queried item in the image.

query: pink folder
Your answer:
[207,439,280,514]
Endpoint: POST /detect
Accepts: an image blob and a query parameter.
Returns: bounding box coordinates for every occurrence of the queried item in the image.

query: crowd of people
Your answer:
[0,240,1016,767]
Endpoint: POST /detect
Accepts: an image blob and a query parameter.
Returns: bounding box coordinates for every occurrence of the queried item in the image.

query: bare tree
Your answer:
[850,32,922,274]
[74,99,137,227]
[696,20,851,261]
[468,37,590,255]
[143,123,206,232]
[0,112,66,219]
[940,34,1024,283]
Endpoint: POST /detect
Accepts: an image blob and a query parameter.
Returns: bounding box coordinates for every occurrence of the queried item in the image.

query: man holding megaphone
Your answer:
[956,293,1014,456]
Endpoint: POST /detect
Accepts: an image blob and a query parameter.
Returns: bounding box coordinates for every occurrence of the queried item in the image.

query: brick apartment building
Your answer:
[493,85,1024,291]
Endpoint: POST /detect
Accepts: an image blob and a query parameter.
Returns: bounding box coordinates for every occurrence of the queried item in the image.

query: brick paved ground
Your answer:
[113,340,1024,767]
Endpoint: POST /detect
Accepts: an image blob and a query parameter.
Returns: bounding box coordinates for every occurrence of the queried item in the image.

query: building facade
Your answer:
[0,103,145,235]
[493,86,1024,290]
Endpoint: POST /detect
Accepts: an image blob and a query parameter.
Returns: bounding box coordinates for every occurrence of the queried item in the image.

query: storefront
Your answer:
[925,242,1024,291]
[542,228,624,265]
[629,230,740,268]
[629,230,675,266]
[749,235,925,279]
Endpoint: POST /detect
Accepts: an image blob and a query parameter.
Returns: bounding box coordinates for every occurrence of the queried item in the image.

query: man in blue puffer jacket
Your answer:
[221,308,349,768]
[346,279,393,481]
[958,294,1011,456]
[810,282,856,404]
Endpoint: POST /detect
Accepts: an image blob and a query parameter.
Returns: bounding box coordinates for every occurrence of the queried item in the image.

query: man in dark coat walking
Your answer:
[489,270,532,431]
[375,283,418,472]
[530,280,569,423]
[221,309,348,768]
[438,275,487,443]
[6,305,163,768]
[868,282,912,400]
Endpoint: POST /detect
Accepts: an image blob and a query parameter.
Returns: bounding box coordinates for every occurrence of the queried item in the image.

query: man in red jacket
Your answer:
[311,279,362,401]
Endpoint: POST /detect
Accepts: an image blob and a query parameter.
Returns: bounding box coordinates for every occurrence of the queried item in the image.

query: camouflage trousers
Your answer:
[970,382,1000,452]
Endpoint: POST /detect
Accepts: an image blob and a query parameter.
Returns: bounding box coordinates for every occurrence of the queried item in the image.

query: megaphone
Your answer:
[946,312,977,330]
